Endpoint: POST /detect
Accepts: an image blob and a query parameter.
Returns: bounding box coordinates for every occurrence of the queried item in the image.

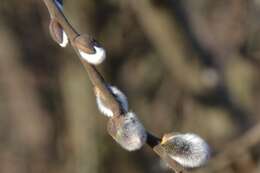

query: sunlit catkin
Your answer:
[161,133,210,168]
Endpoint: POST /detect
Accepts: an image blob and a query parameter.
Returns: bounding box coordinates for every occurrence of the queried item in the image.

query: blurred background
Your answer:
[0,0,260,173]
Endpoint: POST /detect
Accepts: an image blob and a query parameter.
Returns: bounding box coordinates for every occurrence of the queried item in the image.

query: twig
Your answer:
[43,0,122,116]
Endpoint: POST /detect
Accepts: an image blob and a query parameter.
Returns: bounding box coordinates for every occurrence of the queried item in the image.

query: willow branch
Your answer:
[43,0,122,116]
[42,1,188,172]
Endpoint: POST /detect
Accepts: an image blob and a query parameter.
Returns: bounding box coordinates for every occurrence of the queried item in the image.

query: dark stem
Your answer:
[146,132,161,148]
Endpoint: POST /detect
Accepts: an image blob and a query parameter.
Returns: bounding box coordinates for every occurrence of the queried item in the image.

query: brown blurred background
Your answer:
[0,0,260,173]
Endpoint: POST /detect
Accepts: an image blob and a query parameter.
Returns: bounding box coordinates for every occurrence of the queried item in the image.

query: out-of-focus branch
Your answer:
[214,122,260,167]
[127,0,206,94]
[0,23,50,172]
[60,61,99,173]
[195,122,260,173]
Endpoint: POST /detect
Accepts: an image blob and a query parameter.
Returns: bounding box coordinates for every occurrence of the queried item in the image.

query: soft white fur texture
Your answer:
[164,133,210,168]
[96,86,128,117]
[109,86,128,112]
[116,112,147,151]
[59,31,68,47]
[79,46,106,65]
[96,94,114,117]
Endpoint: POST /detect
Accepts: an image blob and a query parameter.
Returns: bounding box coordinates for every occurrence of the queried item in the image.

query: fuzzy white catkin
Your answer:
[79,46,106,65]
[163,133,210,168]
[96,86,128,117]
[109,86,128,112]
[96,95,113,117]
[116,112,147,151]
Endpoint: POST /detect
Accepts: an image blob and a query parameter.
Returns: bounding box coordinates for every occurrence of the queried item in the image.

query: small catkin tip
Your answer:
[79,46,106,65]
[95,85,128,117]
[109,86,128,112]
[95,87,113,117]
[116,112,147,151]
[49,19,68,47]
[59,31,68,48]
[96,95,114,117]
[161,133,210,168]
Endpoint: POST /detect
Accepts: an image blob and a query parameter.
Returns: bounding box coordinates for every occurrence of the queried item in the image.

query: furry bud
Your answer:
[49,19,68,47]
[161,133,210,168]
[95,85,128,117]
[75,35,106,65]
[107,112,147,151]
[108,86,128,112]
